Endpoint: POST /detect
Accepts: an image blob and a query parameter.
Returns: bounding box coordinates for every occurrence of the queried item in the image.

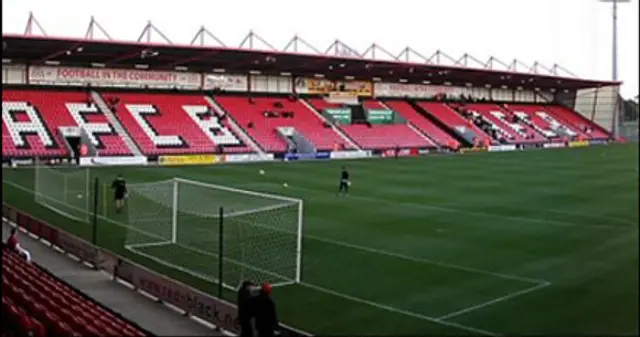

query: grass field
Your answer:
[2,144,639,336]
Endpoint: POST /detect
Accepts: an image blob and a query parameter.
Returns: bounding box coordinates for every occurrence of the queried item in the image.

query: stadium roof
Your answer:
[1,13,622,91]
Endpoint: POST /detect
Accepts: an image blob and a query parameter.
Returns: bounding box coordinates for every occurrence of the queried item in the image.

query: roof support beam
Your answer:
[239,30,277,51]
[360,43,397,61]
[24,12,47,36]
[105,50,146,66]
[37,42,84,63]
[455,53,486,68]
[324,40,361,58]
[190,26,226,47]
[395,47,429,63]
[509,59,532,73]
[530,61,554,75]
[426,50,457,65]
[85,16,113,40]
[552,64,578,78]
[485,56,511,71]
[137,21,172,44]
[282,35,322,54]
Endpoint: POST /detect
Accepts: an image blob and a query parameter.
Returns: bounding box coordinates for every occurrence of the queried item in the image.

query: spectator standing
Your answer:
[254,284,279,337]
[238,281,258,337]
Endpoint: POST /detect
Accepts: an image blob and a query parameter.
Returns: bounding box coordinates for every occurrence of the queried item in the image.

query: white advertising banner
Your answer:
[488,144,518,152]
[80,156,148,166]
[374,82,455,98]
[203,74,248,91]
[224,153,274,163]
[29,66,202,88]
[329,151,372,159]
[543,142,567,149]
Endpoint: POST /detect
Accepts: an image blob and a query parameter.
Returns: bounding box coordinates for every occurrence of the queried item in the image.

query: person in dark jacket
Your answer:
[254,284,279,337]
[238,281,258,337]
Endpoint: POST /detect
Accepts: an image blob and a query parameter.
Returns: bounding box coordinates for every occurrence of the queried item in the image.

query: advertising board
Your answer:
[29,66,202,89]
[324,108,352,124]
[294,78,373,96]
[203,74,248,91]
[588,139,608,146]
[80,156,148,167]
[543,142,567,149]
[224,153,275,163]
[158,154,223,166]
[329,151,372,159]
[374,82,455,98]
[568,140,590,148]
[381,148,419,158]
[284,152,331,161]
[488,144,517,152]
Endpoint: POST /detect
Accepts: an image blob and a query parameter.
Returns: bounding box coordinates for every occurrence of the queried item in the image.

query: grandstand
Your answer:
[2,12,637,337]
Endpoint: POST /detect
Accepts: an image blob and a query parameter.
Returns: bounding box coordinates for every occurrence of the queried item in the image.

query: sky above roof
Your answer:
[2,0,638,98]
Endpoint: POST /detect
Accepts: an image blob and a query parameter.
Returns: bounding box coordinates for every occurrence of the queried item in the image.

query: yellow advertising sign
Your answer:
[158,154,222,166]
[295,78,373,96]
[568,140,589,148]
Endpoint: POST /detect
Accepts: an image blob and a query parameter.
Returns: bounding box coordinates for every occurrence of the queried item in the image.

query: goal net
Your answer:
[124,178,303,290]
[34,162,90,223]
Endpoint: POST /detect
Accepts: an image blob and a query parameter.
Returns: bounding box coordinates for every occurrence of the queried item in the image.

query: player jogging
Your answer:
[339,166,350,196]
[111,174,128,213]
[6,228,31,262]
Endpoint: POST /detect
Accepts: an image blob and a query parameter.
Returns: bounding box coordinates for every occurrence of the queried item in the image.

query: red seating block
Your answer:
[2,90,132,157]
[101,92,251,155]
[215,96,352,152]
[2,249,147,337]
[379,100,460,149]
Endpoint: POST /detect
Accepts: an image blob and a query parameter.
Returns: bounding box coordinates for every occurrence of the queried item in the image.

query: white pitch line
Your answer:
[437,281,552,321]
[301,282,500,336]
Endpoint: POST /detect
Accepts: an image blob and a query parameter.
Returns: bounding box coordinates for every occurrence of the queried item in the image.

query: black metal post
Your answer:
[217,206,224,300]
[92,177,99,246]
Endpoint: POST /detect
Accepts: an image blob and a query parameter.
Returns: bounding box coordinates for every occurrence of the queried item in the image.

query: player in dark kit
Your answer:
[339,166,350,196]
[111,174,128,213]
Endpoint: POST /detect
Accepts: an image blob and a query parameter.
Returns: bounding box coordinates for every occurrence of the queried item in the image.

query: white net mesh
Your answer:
[124,178,303,289]
[34,163,90,223]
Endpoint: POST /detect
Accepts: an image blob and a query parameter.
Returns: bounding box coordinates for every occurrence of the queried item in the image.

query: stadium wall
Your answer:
[2,63,555,104]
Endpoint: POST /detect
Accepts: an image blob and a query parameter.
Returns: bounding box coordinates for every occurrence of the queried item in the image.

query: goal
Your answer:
[34,161,90,223]
[124,177,303,289]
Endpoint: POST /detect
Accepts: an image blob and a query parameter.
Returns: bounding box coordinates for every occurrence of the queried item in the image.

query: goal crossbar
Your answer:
[125,177,305,288]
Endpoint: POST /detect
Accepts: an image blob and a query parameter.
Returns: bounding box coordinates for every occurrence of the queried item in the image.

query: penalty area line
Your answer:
[436,281,552,321]
[300,282,501,336]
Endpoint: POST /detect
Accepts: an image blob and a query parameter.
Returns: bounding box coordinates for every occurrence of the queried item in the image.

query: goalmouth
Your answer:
[123,177,304,291]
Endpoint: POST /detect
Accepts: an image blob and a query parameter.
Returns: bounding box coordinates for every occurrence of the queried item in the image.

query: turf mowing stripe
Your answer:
[3,179,546,285]
[436,281,552,321]
[280,184,634,230]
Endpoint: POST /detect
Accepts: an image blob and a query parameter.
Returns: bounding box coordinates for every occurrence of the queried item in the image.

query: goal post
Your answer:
[124,177,304,289]
[34,160,91,223]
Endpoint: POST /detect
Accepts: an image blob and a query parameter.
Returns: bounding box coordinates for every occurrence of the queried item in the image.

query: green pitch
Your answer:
[2,144,638,336]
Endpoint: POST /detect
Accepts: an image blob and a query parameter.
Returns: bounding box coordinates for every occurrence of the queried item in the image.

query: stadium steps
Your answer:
[299,98,362,150]
[407,100,474,147]
[377,101,441,149]
[91,91,143,156]
[204,95,267,155]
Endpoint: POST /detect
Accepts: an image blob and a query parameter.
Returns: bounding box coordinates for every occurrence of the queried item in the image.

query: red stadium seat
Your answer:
[101,92,252,155]
[2,89,132,157]
[216,96,354,152]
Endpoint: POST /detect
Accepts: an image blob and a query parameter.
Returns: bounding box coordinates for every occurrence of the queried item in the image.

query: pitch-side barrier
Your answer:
[1,203,312,337]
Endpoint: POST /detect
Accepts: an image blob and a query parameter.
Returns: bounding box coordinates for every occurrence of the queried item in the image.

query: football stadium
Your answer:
[2,7,639,337]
